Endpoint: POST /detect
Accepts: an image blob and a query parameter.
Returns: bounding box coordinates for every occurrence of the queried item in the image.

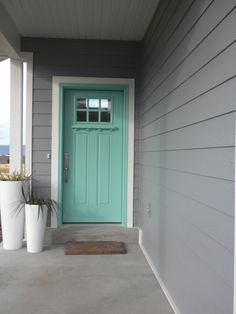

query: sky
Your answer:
[0,58,10,145]
[0,59,27,146]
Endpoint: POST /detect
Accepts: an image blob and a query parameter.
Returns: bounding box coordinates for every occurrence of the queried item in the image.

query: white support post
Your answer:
[9,58,23,173]
[23,53,33,175]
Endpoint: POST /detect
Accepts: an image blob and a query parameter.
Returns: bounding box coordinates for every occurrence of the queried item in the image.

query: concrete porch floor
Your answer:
[0,226,174,314]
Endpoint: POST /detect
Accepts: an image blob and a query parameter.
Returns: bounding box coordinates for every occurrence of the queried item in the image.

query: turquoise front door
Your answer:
[62,88,127,223]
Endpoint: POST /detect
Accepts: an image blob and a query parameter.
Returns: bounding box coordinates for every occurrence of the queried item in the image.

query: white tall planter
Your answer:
[0,181,25,250]
[25,204,48,253]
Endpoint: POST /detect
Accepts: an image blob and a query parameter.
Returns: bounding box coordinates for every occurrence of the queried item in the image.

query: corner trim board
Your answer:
[234,111,236,314]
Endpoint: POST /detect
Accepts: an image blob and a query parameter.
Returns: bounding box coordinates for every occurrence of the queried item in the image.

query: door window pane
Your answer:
[76,98,86,109]
[88,99,99,109]
[101,99,112,110]
[101,111,111,123]
[77,111,87,122]
[89,111,99,122]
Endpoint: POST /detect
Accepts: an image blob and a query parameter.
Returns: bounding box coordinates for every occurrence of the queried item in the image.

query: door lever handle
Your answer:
[64,153,69,183]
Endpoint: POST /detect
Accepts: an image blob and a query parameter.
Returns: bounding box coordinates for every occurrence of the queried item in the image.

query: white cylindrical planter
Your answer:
[25,204,48,253]
[0,181,25,250]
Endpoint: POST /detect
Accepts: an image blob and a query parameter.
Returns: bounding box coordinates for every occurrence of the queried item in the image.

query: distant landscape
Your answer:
[0,145,25,156]
[0,145,9,155]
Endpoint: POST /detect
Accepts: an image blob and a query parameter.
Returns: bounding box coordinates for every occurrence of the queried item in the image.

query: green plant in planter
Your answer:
[23,189,58,253]
[22,188,57,218]
[0,171,31,181]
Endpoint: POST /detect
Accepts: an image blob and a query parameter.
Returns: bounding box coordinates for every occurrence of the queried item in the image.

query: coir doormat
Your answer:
[65,241,126,255]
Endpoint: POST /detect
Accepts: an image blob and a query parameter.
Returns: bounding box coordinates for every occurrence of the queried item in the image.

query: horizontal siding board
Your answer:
[140,165,234,217]
[32,139,51,151]
[33,114,51,127]
[141,206,233,314]
[33,77,52,90]
[141,42,236,119]
[142,76,236,129]
[33,126,51,139]
[141,113,235,151]
[142,221,233,314]
[33,90,52,102]
[143,0,195,62]
[162,186,234,257]
[143,0,172,46]
[140,147,234,181]
[142,180,233,288]
[33,101,52,114]
[142,0,235,88]
[141,176,233,255]
[33,151,51,163]
[142,0,214,79]
[33,187,51,198]
[142,8,236,103]
[33,175,51,187]
[33,163,51,175]
[166,209,233,313]
[143,0,181,53]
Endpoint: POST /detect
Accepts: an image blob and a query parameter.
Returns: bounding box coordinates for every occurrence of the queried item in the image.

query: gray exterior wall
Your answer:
[22,0,236,311]
[138,0,236,313]
[21,38,141,225]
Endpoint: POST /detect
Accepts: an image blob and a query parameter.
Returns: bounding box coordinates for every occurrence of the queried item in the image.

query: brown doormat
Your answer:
[65,241,126,255]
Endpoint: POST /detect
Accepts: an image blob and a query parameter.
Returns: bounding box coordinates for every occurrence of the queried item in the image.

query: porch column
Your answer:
[9,58,23,173]
[23,53,33,175]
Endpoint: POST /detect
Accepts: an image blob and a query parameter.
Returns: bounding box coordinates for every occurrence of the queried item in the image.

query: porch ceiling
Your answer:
[0,0,160,41]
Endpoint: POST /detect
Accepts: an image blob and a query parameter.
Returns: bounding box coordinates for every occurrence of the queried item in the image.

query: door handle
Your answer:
[64,153,69,183]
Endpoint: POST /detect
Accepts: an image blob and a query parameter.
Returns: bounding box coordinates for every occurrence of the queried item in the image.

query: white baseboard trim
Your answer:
[138,228,180,314]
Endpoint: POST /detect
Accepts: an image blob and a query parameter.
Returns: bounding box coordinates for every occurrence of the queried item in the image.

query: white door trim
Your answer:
[51,76,135,228]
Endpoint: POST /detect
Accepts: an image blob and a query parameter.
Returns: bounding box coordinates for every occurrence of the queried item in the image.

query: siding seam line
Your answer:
[141,0,215,91]
[141,39,236,116]
[140,145,235,152]
[139,164,234,182]
[141,110,235,139]
[139,176,234,218]
[141,5,236,104]
[166,204,233,256]
[141,74,236,127]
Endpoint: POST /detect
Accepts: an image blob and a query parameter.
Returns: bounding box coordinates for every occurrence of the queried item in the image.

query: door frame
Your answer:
[51,76,135,228]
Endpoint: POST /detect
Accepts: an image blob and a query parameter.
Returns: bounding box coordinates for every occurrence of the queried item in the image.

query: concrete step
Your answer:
[45,225,139,244]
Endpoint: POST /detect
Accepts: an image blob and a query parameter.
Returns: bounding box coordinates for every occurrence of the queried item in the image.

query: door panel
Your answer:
[62,89,125,223]
[74,132,88,205]
[97,133,111,205]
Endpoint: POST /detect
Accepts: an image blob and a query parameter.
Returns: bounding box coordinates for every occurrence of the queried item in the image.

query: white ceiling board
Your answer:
[0,0,160,41]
